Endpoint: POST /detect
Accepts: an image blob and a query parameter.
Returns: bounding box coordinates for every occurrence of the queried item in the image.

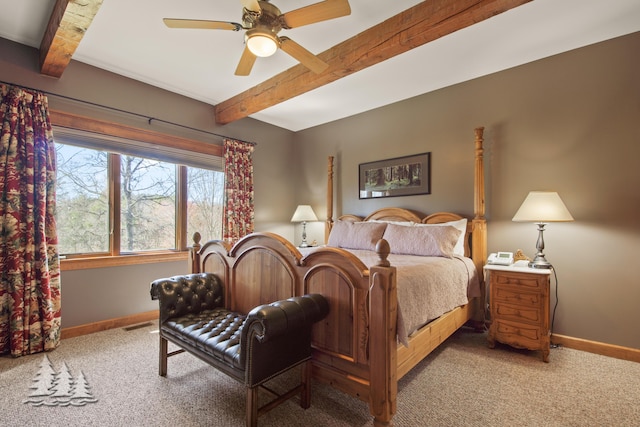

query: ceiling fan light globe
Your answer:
[246,31,278,57]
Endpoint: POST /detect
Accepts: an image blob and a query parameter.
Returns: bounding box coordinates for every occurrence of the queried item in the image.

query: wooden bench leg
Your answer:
[159,335,168,377]
[300,360,311,409]
[246,385,258,427]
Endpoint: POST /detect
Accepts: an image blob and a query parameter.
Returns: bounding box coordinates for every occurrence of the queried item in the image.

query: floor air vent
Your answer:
[123,322,153,331]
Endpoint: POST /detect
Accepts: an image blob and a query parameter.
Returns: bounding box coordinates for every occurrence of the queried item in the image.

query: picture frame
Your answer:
[359,152,431,199]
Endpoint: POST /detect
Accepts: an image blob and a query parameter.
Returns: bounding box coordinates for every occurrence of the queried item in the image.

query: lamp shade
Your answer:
[512,191,574,222]
[291,205,318,222]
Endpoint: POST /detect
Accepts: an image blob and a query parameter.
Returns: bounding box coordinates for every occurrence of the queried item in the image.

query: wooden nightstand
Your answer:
[485,264,552,362]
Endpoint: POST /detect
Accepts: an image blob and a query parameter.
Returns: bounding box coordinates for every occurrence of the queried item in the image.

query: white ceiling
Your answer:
[1,0,639,131]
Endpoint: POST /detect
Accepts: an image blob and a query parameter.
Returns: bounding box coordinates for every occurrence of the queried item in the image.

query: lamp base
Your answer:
[299,221,310,248]
[528,223,553,269]
[528,256,552,269]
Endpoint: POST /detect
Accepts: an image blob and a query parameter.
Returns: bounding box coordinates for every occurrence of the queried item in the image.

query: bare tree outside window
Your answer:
[55,144,109,254]
[120,156,176,252]
[187,167,224,244]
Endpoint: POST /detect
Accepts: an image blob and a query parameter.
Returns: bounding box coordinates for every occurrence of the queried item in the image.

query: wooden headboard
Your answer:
[337,209,473,258]
[325,127,487,276]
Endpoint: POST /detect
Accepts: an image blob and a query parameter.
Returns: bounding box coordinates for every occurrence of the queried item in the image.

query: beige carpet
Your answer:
[1,323,638,426]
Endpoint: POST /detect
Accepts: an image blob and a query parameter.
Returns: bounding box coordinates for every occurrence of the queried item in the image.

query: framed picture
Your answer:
[359,152,431,199]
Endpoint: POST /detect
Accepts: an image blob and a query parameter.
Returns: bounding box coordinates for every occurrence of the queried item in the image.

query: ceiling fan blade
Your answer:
[163,18,243,31]
[280,37,328,74]
[281,0,351,28]
[240,0,261,12]
[235,46,257,76]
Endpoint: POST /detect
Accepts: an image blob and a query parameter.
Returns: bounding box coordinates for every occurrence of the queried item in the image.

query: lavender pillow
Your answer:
[382,223,461,257]
[327,221,387,251]
[416,218,468,256]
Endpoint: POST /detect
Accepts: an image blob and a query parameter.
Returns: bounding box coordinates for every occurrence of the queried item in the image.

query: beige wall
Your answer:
[295,32,640,349]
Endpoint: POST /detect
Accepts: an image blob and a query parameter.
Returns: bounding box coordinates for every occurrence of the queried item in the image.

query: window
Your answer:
[56,144,109,254]
[55,142,224,258]
[187,167,225,245]
[120,155,176,252]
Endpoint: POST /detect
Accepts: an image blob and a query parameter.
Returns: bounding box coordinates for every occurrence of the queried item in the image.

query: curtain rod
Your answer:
[0,79,257,146]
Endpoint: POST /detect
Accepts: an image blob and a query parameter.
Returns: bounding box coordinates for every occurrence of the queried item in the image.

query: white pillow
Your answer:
[382,223,461,257]
[327,221,387,251]
[415,218,467,256]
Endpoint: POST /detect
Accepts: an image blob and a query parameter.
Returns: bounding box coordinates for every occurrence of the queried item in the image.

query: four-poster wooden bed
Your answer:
[189,127,487,426]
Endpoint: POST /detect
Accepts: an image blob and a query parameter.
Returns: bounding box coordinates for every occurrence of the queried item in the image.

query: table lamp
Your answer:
[291,205,318,248]
[512,191,573,269]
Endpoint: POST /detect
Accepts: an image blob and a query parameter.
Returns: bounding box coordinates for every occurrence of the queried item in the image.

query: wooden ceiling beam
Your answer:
[214,0,532,125]
[39,0,104,78]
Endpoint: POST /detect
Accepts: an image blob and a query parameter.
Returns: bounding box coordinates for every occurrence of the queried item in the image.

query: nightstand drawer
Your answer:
[493,319,545,348]
[494,272,545,290]
[494,301,542,324]
[493,286,540,305]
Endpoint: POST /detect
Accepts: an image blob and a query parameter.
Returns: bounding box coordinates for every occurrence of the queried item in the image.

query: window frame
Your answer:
[50,110,224,271]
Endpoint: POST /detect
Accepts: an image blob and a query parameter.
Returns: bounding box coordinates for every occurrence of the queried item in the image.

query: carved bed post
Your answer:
[190,232,202,273]
[368,239,397,427]
[474,127,485,222]
[325,156,334,244]
[471,127,488,326]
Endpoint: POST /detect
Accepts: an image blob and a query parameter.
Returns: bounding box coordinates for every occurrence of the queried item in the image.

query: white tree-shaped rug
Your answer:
[23,355,98,407]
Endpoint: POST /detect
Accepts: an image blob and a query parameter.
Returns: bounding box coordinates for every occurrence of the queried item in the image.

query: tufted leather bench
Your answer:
[150,273,329,427]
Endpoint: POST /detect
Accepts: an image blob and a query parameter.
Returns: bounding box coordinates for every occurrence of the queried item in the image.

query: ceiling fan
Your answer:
[163,0,351,76]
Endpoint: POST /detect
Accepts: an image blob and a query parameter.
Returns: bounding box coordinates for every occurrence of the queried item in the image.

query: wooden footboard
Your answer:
[191,231,400,425]
[190,233,475,426]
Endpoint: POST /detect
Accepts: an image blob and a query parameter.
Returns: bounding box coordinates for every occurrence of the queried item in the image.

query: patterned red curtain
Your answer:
[222,138,254,245]
[0,84,61,357]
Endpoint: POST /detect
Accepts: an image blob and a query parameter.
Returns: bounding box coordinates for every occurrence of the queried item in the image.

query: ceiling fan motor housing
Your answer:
[242,1,283,57]
[243,1,284,32]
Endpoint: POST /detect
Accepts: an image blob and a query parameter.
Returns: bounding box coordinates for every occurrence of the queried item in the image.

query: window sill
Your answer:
[60,251,189,271]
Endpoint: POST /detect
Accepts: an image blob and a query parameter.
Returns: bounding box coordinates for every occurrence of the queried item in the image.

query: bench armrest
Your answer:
[243,294,329,344]
[241,293,329,386]
[150,273,224,322]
